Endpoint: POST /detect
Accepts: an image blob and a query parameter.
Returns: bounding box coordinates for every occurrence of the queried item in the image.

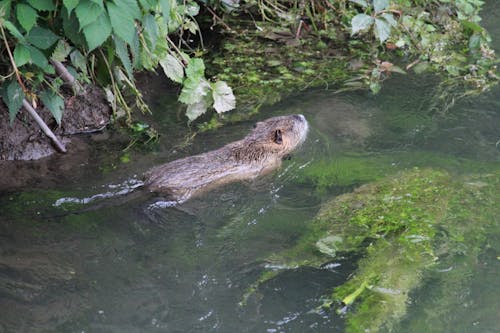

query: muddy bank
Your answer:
[0,85,111,161]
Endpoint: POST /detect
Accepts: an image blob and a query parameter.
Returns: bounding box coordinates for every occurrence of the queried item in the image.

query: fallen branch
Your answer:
[22,99,67,153]
[50,60,84,93]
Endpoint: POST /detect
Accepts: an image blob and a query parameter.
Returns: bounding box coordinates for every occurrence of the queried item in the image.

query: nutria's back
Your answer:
[144,114,308,202]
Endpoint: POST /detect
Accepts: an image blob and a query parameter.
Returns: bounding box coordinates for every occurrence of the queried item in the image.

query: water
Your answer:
[2,11,500,333]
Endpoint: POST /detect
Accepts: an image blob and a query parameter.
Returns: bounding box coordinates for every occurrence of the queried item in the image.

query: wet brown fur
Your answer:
[144,115,308,202]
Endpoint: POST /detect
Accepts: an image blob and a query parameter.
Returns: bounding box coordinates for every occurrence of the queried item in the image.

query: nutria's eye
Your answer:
[274,129,283,144]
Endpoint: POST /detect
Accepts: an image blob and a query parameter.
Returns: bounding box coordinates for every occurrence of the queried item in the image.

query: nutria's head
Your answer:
[232,114,308,161]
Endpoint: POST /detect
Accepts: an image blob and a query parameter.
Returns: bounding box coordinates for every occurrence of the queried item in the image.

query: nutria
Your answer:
[144,114,308,203]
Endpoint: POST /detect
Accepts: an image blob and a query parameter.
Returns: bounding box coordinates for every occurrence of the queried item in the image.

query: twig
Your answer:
[50,60,84,93]
[22,99,67,153]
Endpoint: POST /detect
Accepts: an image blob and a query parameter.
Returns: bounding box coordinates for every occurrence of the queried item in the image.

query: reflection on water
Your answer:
[2,19,500,333]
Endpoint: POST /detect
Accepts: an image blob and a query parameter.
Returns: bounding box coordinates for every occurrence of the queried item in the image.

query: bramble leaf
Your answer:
[179,76,210,104]
[351,14,374,36]
[82,12,112,50]
[16,3,38,32]
[374,18,391,42]
[27,0,55,11]
[107,2,136,46]
[13,43,31,67]
[160,54,184,83]
[186,99,210,121]
[2,80,25,124]
[51,39,72,62]
[212,81,235,113]
[373,0,389,12]
[40,90,64,125]
[26,27,59,49]
[63,0,79,15]
[75,0,103,28]
[185,57,205,78]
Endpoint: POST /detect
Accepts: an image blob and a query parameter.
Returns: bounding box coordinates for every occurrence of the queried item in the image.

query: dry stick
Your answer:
[50,60,83,93]
[22,99,67,153]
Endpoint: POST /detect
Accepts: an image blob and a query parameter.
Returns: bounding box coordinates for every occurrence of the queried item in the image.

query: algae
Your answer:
[243,167,499,332]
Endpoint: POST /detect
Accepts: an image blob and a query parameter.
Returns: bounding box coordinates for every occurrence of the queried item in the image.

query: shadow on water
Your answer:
[2,9,500,333]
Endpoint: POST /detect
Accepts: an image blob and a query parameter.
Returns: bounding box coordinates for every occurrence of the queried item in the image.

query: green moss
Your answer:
[244,167,499,332]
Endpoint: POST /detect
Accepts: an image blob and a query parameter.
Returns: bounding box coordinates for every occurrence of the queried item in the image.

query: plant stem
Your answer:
[22,99,67,153]
[50,60,83,93]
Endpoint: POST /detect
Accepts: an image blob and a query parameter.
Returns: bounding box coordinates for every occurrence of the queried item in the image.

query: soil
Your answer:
[0,85,111,161]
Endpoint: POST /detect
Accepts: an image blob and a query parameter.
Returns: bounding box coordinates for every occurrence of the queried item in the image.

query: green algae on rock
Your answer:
[242,167,499,332]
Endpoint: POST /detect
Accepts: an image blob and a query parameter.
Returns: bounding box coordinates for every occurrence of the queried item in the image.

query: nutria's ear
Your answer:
[274,129,283,144]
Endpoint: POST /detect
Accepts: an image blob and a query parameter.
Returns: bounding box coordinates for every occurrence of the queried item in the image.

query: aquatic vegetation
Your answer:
[243,167,499,332]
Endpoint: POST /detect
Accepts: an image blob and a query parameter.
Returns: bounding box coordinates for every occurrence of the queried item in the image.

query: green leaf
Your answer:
[107,2,136,46]
[26,0,55,11]
[75,0,104,28]
[185,1,200,16]
[160,54,184,83]
[114,37,133,80]
[62,9,86,47]
[2,80,25,124]
[374,18,391,42]
[185,99,210,122]
[185,57,205,78]
[40,90,64,125]
[381,13,397,27]
[179,76,210,104]
[113,0,141,20]
[139,0,156,11]
[16,3,38,32]
[0,0,12,18]
[373,0,389,12]
[211,81,235,113]
[349,0,368,7]
[51,39,72,62]
[26,27,59,49]
[142,14,159,49]
[26,45,52,72]
[70,49,88,75]
[82,12,112,50]
[351,14,374,36]
[159,0,171,23]
[3,20,25,41]
[13,43,31,67]
[63,0,79,15]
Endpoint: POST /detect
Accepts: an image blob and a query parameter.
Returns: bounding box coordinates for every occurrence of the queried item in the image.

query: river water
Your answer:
[1,5,500,333]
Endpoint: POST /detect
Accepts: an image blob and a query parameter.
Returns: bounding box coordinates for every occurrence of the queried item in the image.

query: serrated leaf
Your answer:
[3,80,25,124]
[351,14,374,36]
[13,43,31,67]
[185,2,200,16]
[63,0,79,15]
[373,0,389,12]
[26,45,51,72]
[107,2,136,46]
[139,0,156,11]
[70,50,87,74]
[381,13,397,27]
[3,20,25,41]
[62,8,86,47]
[179,77,210,104]
[82,12,112,50]
[114,0,141,20]
[26,27,59,49]
[211,81,235,113]
[16,3,38,32]
[349,0,368,7]
[374,18,391,42]
[185,99,209,122]
[40,90,64,125]
[185,57,205,78]
[51,39,72,62]
[75,1,104,28]
[160,54,184,83]
[142,14,159,49]
[159,0,171,22]
[27,0,55,11]
[114,37,133,80]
